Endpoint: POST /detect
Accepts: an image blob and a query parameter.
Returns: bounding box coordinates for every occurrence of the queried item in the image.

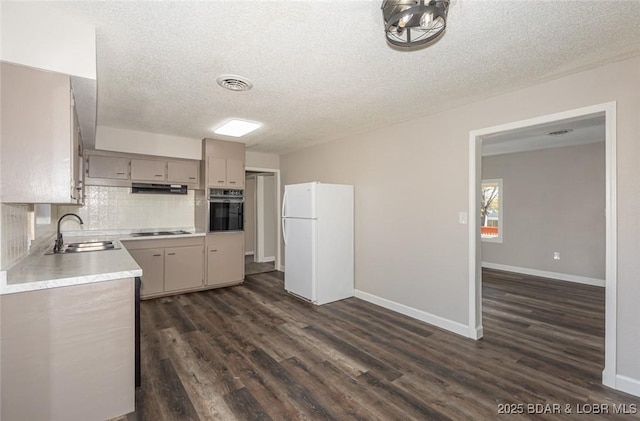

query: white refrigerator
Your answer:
[282,182,354,305]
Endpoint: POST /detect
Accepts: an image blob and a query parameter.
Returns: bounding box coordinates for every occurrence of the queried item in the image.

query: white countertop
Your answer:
[0,229,206,295]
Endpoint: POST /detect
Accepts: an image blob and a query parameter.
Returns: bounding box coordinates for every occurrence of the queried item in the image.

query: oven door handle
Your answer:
[209,199,243,204]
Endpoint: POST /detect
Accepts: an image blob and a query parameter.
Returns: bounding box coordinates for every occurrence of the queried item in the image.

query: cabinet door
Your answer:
[207,234,244,286]
[164,246,204,292]
[226,159,245,188]
[167,161,198,184]
[131,159,166,182]
[128,249,165,297]
[0,62,74,203]
[209,157,227,187]
[88,155,130,180]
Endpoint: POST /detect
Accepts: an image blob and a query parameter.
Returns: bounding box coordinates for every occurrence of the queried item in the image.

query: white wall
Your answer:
[96,126,201,160]
[245,177,256,254]
[280,56,640,384]
[246,151,280,169]
[262,175,277,259]
[482,142,605,282]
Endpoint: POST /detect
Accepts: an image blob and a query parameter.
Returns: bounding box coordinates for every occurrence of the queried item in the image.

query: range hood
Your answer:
[131,183,187,195]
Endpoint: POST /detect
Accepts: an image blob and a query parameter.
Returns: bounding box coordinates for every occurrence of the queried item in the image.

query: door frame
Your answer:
[467,101,617,388]
[246,166,282,271]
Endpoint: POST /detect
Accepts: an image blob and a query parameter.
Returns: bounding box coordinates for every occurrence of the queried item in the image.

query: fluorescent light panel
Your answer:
[214,119,261,137]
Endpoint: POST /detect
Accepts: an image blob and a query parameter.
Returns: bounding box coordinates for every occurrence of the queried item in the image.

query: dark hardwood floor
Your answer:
[131,269,640,420]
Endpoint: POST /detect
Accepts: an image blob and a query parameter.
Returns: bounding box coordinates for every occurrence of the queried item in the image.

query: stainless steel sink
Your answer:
[45,240,121,254]
[67,241,114,248]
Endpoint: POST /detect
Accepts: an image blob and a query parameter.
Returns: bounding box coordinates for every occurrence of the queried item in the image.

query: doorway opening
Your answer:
[245,168,281,276]
[468,102,617,389]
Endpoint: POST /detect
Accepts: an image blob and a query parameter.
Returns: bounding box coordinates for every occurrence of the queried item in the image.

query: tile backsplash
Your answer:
[0,204,30,270]
[58,186,195,232]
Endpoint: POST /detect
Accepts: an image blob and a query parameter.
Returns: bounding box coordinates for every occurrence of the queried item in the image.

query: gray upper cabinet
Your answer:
[85,151,199,188]
[167,161,199,184]
[204,139,245,189]
[208,157,227,187]
[131,159,166,182]
[87,155,130,180]
[226,159,245,188]
[0,62,85,204]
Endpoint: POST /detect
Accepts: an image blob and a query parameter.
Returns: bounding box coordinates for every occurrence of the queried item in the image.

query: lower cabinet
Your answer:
[127,248,164,296]
[207,232,244,286]
[124,234,245,298]
[165,245,205,292]
[0,278,135,421]
[123,237,204,299]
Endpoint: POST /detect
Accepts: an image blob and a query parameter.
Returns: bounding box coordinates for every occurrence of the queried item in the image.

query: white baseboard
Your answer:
[603,368,616,389]
[278,264,285,272]
[615,375,640,397]
[470,325,484,340]
[354,290,472,338]
[255,256,275,263]
[245,251,254,256]
[482,262,605,287]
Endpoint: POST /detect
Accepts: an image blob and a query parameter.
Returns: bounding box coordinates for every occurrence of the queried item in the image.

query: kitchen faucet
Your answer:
[53,213,84,253]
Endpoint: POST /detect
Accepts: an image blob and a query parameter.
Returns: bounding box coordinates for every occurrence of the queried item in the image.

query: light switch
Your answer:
[459,212,468,225]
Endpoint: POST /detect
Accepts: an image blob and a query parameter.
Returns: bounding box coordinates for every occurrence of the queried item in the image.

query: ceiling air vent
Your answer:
[216,75,253,91]
[547,129,573,136]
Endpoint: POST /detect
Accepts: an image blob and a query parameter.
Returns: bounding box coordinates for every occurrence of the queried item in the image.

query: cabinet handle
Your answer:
[210,249,218,252]
[189,177,196,180]
[155,174,163,177]
[153,254,162,257]
[116,172,126,175]
[229,181,236,184]
[167,252,176,256]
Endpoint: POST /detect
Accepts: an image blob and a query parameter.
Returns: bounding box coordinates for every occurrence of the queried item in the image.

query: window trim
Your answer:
[481,178,503,243]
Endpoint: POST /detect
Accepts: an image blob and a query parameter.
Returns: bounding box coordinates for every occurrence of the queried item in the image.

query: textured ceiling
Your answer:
[41,0,640,154]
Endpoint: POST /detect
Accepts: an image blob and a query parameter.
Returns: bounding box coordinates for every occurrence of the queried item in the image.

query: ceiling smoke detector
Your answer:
[547,129,574,136]
[216,75,253,91]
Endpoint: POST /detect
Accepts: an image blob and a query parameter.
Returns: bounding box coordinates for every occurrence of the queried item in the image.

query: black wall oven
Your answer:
[209,189,244,232]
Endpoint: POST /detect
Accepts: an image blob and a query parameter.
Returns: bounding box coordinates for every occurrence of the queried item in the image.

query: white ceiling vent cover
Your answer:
[217,75,253,91]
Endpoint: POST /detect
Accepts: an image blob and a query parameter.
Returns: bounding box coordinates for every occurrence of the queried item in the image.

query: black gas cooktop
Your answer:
[130,230,191,237]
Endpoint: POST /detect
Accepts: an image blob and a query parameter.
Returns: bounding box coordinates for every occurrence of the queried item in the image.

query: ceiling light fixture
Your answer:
[214,119,261,137]
[381,0,450,48]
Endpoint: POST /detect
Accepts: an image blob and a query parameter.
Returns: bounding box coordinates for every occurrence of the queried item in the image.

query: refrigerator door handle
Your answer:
[282,218,288,245]
[282,190,288,218]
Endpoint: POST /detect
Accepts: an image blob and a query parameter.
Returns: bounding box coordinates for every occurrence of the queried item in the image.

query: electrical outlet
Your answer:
[553,252,560,260]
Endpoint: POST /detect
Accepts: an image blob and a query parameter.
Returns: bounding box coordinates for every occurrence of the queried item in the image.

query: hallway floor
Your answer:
[245,254,276,276]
